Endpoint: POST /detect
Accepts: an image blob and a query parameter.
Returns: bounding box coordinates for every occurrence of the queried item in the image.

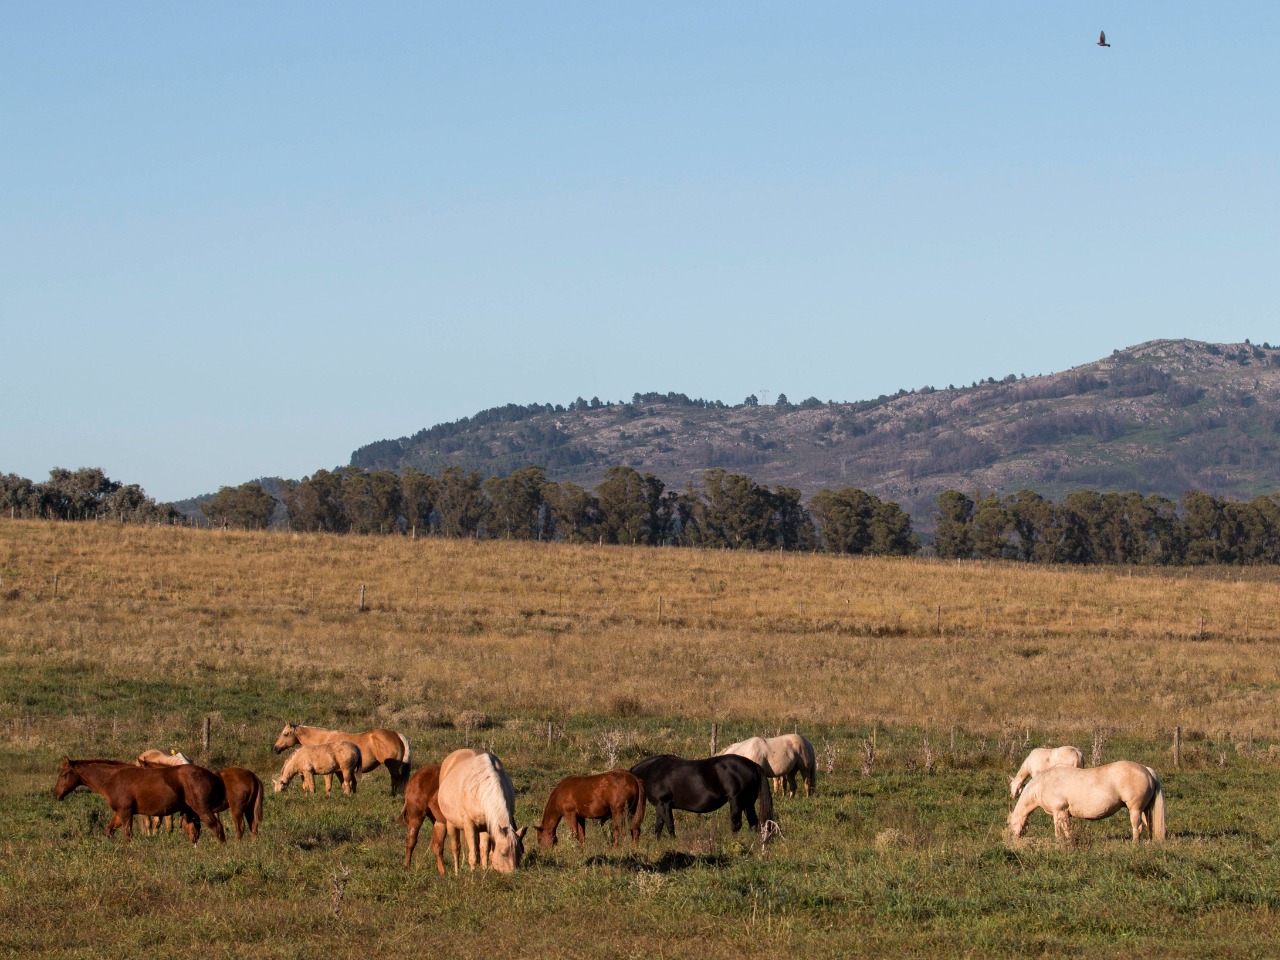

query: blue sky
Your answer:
[3,3,1277,501]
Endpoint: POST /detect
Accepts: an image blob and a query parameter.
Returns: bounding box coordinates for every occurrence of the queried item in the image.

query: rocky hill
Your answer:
[351,339,1280,526]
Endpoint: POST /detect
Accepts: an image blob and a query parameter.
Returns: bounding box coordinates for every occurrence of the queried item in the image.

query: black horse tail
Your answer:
[757,768,775,827]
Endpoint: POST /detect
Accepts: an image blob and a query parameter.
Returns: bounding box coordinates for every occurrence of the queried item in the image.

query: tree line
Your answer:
[934,488,1280,565]
[0,468,177,524]
[263,464,919,555]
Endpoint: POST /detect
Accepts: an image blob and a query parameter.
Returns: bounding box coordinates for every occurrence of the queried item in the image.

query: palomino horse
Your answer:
[1006,760,1166,844]
[629,754,774,839]
[536,770,646,850]
[136,753,263,839]
[719,734,817,798]
[273,722,411,795]
[53,757,227,843]
[273,742,362,795]
[1009,745,1084,798]
[399,764,446,871]
[437,748,526,874]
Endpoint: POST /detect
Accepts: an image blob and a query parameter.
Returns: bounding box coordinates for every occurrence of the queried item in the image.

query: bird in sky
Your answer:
[1097,30,1111,47]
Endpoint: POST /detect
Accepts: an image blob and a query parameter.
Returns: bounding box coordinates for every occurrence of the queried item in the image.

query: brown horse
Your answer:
[273,722,411,795]
[536,770,646,850]
[53,757,227,843]
[134,753,262,839]
[218,767,264,839]
[399,764,446,871]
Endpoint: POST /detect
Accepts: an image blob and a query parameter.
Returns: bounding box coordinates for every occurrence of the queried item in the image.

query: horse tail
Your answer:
[756,767,775,827]
[1148,782,1166,841]
[398,732,411,768]
[251,775,264,835]
[630,777,647,838]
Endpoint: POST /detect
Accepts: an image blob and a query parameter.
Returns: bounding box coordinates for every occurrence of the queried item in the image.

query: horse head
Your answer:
[271,776,287,793]
[490,825,527,873]
[52,758,81,800]
[273,723,300,754]
[535,823,557,849]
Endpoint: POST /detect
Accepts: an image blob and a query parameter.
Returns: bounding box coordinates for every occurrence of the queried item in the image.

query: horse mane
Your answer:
[468,753,516,832]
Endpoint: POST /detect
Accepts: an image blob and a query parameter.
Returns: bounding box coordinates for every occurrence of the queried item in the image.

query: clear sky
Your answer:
[3,3,1277,501]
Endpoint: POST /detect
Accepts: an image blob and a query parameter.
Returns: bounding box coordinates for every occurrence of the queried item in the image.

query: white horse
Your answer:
[718,733,817,797]
[1010,745,1084,798]
[1006,761,1165,844]
[437,748,526,874]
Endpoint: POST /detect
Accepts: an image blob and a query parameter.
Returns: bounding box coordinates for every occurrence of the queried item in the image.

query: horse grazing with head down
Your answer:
[630,754,774,839]
[1010,745,1084,798]
[53,757,227,843]
[437,748,526,874]
[273,741,362,795]
[1007,760,1165,844]
[273,722,411,795]
[719,734,817,798]
[536,770,646,850]
[399,763,446,872]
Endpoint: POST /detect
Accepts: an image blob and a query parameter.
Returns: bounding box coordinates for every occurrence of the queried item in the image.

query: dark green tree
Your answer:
[933,490,975,559]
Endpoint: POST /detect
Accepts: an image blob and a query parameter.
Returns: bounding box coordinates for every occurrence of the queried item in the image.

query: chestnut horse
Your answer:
[53,757,227,843]
[536,770,646,850]
[630,754,774,839]
[135,753,263,839]
[399,764,446,871]
[273,722,411,795]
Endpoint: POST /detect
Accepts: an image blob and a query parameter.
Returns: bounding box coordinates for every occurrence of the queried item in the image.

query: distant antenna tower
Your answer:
[758,389,770,405]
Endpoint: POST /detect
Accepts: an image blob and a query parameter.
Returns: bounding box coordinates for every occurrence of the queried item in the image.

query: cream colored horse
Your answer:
[1006,761,1165,844]
[272,741,362,795]
[273,722,412,795]
[718,733,817,797]
[1009,745,1084,798]
[436,748,526,874]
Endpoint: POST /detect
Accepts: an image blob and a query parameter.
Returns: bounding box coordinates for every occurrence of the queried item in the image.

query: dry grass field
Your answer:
[3,520,1280,958]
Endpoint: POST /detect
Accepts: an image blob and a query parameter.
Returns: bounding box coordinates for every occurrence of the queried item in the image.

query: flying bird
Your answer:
[1097,30,1111,47]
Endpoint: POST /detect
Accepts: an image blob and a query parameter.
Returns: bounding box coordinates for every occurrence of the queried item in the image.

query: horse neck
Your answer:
[70,760,126,795]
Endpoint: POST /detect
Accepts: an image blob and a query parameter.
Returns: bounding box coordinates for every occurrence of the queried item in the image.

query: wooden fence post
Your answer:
[1173,726,1181,768]
[203,716,212,755]
[359,585,365,612]
[710,723,718,755]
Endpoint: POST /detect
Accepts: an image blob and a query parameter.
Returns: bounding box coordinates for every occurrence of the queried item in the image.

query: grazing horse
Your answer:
[399,764,446,872]
[1007,760,1165,844]
[53,757,227,843]
[719,734,817,798]
[135,753,262,838]
[273,742,362,795]
[629,754,774,839]
[1010,745,1084,798]
[436,748,527,874]
[536,771,646,850]
[273,722,412,795]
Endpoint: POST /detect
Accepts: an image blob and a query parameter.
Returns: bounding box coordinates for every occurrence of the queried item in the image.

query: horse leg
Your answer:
[573,815,586,847]
[302,770,314,794]
[610,807,622,848]
[431,821,447,876]
[1129,805,1144,843]
[323,772,333,794]
[404,813,421,867]
[463,823,480,870]
[743,791,760,830]
[448,824,462,875]
[729,797,744,833]
[785,772,797,798]
[1053,811,1073,844]
[654,800,671,838]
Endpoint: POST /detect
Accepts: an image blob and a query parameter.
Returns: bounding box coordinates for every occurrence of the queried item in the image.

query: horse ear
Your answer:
[515,826,527,840]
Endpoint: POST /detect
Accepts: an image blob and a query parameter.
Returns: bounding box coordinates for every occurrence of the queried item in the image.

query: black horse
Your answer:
[629,754,775,838]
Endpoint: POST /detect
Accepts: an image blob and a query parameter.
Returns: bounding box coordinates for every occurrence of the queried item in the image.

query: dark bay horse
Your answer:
[399,763,446,872]
[53,758,227,843]
[629,754,774,839]
[536,770,646,850]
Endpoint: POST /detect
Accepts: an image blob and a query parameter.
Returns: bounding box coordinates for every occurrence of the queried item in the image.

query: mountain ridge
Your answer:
[345,338,1280,526]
